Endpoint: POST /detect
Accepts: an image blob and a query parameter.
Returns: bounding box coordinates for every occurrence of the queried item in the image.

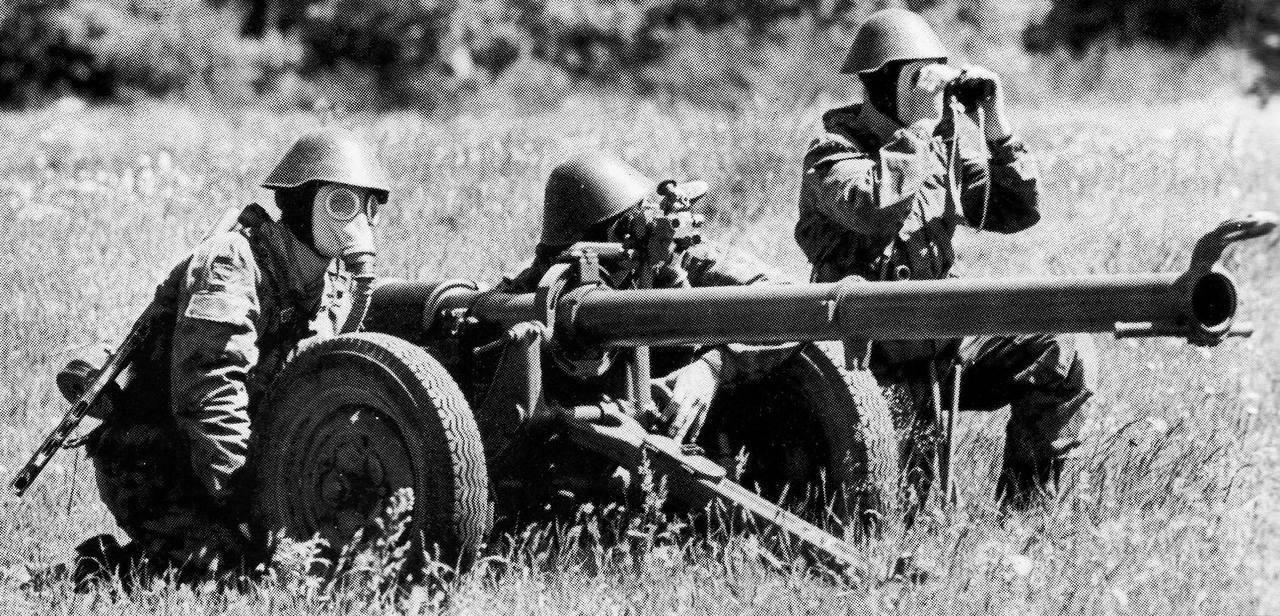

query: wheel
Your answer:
[701,341,898,535]
[252,333,492,570]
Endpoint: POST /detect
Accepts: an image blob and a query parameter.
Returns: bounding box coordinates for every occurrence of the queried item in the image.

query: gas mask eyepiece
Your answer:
[318,183,380,226]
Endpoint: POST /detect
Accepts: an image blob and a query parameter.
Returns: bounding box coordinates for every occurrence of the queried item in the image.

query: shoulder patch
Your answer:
[178,231,260,326]
[182,290,255,327]
[186,231,257,295]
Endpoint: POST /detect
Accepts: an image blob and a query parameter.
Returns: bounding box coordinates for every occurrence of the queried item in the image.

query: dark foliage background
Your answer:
[0,0,1273,109]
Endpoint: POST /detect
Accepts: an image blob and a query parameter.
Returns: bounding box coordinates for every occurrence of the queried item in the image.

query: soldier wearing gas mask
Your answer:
[74,128,389,584]
[500,152,781,445]
[795,9,1097,508]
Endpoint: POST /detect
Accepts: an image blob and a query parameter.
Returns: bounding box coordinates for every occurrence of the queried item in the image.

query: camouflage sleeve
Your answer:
[801,128,931,235]
[681,243,776,287]
[497,259,538,293]
[958,135,1041,233]
[169,232,260,505]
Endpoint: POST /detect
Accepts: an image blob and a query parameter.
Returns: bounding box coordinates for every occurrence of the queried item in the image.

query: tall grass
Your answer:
[0,92,1275,613]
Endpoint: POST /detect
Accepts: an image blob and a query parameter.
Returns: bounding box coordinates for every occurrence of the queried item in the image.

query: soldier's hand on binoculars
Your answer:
[955,64,1012,140]
[899,63,958,130]
[957,64,1003,111]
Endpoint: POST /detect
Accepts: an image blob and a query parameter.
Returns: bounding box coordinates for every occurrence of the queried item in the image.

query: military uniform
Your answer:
[86,213,329,574]
[62,128,391,587]
[796,102,1098,503]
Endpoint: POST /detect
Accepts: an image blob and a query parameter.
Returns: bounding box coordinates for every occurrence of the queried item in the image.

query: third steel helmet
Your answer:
[840,8,948,75]
[540,153,655,247]
[261,128,391,202]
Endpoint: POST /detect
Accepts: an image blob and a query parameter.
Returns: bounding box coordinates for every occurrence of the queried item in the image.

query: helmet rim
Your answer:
[261,128,391,203]
[840,8,950,75]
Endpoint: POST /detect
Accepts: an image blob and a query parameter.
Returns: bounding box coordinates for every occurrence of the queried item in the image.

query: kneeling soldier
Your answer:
[75,128,391,584]
[502,152,782,446]
[795,9,1098,508]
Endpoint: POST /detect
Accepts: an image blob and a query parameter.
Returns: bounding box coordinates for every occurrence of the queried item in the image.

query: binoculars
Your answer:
[946,71,996,113]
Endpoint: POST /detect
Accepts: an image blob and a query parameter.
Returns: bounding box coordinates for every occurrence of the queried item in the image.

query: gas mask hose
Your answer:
[339,253,376,334]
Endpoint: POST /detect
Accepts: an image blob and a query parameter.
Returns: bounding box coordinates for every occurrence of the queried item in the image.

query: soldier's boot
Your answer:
[994,423,1067,511]
[71,534,141,593]
[994,459,1064,511]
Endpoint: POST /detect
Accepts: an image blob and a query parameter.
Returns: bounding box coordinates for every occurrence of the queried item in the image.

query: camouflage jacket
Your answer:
[143,213,329,506]
[795,103,1040,283]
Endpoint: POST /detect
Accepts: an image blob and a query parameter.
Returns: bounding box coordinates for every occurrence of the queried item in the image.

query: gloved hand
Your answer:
[651,356,720,443]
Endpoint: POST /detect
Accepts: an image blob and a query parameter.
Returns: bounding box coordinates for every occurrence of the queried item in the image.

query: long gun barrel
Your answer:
[369,212,1275,349]
[560,271,1240,346]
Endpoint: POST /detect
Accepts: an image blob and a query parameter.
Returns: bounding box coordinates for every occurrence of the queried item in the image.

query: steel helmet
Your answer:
[261,128,391,202]
[540,153,655,247]
[840,8,948,75]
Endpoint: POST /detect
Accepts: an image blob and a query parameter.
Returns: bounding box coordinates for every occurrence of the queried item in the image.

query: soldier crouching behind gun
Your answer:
[795,8,1098,509]
[71,128,391,587]
[490,153,788,506]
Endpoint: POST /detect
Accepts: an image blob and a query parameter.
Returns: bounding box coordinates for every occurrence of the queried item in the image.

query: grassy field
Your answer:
[0,92,1276,614]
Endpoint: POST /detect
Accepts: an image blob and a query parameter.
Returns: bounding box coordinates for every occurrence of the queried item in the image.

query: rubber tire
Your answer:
[702,341,898,535]
[252,333,492,570]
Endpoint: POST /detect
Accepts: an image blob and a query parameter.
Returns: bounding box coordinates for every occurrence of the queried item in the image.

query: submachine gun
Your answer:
[365,182,1276,571]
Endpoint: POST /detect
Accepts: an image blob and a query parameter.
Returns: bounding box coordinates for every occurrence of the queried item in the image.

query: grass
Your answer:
[0,92,1276,614]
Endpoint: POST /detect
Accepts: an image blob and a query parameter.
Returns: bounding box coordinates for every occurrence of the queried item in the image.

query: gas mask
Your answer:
[312,182,383,333]
[312,183,380,269]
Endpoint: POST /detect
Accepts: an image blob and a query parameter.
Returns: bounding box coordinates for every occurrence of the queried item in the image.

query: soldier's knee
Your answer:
[1024,333,1097,397]
[1060,333,1099,396]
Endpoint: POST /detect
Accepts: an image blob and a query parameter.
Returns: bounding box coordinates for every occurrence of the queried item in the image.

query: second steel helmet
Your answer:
[540,153,655,247]
[840,8,948,75]
[261,128,391,202]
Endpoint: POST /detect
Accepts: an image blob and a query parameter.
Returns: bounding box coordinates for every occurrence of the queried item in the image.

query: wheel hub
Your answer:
[299,404,416,546]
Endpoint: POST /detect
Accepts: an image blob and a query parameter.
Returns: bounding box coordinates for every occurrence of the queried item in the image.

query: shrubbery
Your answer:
[0,0,303,108]
[0,1,118,106]
[1026,0,1280,100]
[1,0,1274,109]
[297,0,458,107]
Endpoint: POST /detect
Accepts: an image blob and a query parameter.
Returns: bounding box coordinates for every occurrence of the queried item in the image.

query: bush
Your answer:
[0,1,117,106]
[1024,0,1280,100]
[1024,0,1242,53]
[296,0,464,109]
[502,0,895,105]
[0,0,305,108]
